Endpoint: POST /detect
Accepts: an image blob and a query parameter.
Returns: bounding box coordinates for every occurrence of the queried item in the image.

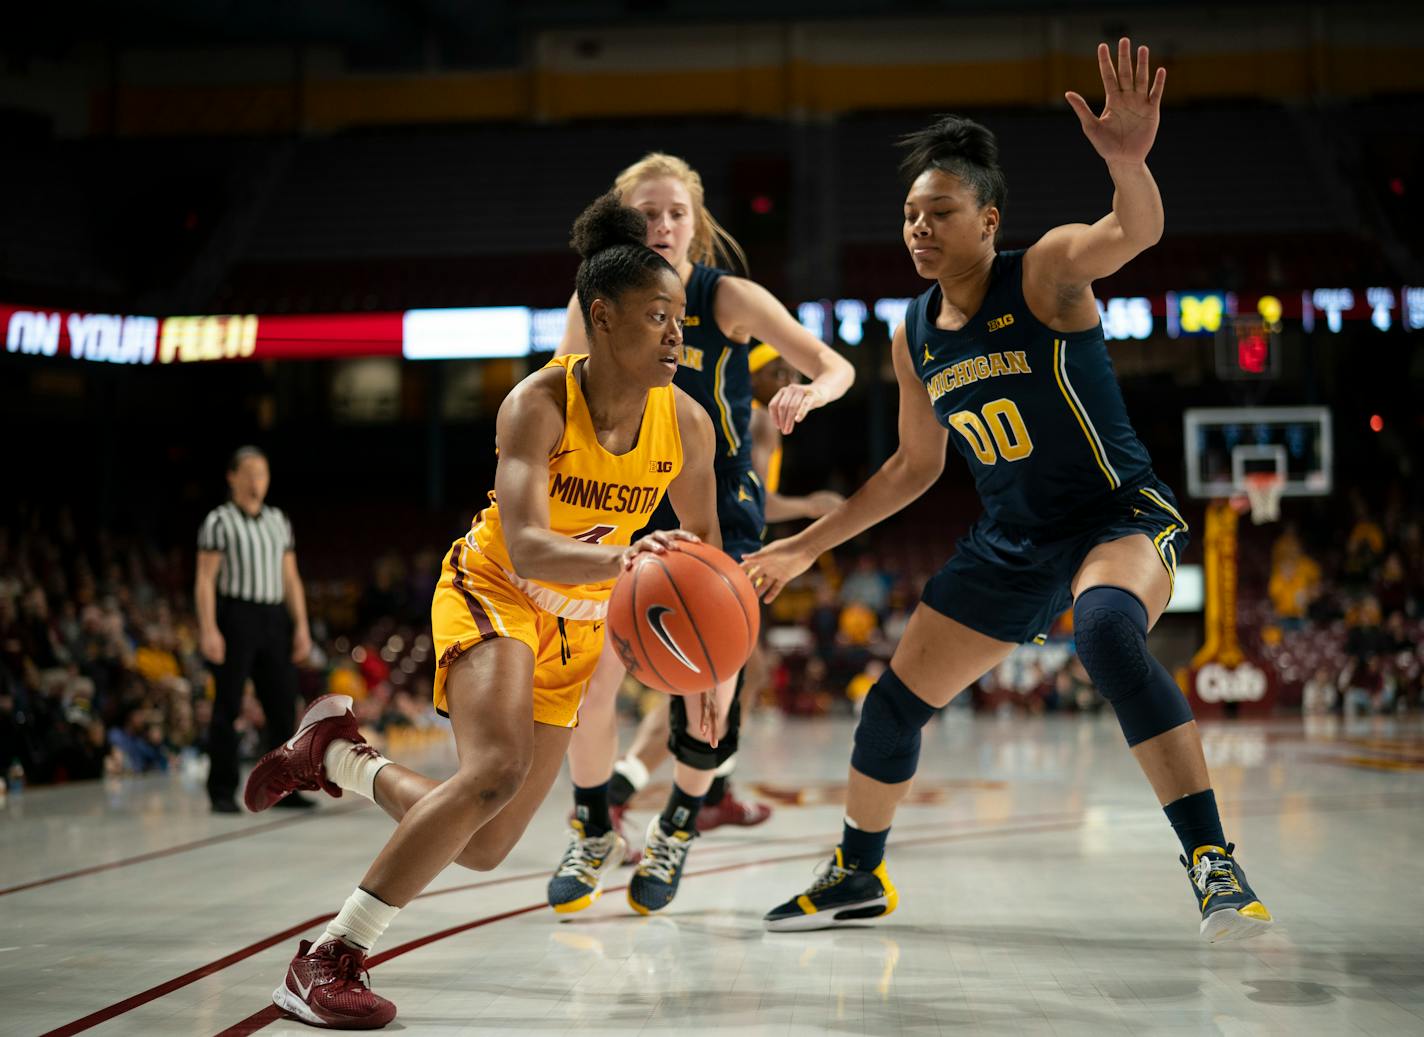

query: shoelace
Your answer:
[805,859,851,895]
[335,950,376,991]
[639,827,691,883]
[349,743,382,762]
[311,946,372,993]
[1190,855,1243,899]
[555,830,616,884]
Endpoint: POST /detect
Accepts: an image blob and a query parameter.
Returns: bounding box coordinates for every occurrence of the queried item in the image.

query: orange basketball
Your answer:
[606,540,760,695]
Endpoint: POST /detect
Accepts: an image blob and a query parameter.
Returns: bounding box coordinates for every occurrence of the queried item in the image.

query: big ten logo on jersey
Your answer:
[985,313,1015,332]
[925,349,1030,404]
[680,345,705,370]
[648,460,674,473]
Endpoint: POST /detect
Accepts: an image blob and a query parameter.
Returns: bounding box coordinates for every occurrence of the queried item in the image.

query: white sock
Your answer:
[712,754,737,779]
[321,888,400,953]
[613,755,650,792]
[323,739,389,802]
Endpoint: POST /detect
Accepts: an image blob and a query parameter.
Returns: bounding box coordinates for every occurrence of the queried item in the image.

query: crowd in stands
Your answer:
[1261,487,1424,715]
[0,511,444,790]
[749,548,1102,719]
[5,483,1421,790]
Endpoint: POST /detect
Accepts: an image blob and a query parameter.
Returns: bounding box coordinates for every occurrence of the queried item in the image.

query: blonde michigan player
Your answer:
[548,152,854,916]
[586,343,845,838]
[748,40,1274,942]
[241,193,719,1029]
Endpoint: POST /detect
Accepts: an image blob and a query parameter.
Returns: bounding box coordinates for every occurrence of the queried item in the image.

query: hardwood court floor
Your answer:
[4,711,1422,1036]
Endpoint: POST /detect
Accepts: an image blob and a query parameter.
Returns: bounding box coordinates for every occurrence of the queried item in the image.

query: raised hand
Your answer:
[1065,38,1166,166]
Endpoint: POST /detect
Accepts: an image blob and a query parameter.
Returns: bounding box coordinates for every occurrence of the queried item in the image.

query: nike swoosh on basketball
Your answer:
[646,605,700,673]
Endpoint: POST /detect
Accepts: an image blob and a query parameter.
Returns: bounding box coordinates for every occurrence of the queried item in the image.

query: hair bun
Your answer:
[923,115,997,168]
[570,193,649,259]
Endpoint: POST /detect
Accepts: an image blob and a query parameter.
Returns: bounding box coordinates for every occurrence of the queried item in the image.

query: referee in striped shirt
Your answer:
[196,446,313,814]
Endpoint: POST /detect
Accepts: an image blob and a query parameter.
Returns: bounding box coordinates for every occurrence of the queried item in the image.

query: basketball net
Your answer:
[1242,473,1283,525]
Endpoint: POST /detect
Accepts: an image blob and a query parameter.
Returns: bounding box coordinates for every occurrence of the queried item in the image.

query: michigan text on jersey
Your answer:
[925,350,1031,404]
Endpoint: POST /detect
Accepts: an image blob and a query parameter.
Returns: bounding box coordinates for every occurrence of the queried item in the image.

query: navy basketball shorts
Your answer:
[921,476,1190,644]
[635,465,765,563]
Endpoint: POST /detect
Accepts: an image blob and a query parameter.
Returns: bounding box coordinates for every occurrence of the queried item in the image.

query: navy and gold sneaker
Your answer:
[547,819,626,915]
[628,818,696,915]
[1183,843,1274,943]
[763,848,898,932]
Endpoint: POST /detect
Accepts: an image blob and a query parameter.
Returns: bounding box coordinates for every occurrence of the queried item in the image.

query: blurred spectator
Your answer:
[1301,665,1339,714]
[840,555,890,616]
[1344,595,1386,661]
[1375,553,1410,616]
[1268,540,1321,630]
[1342,655,1395,715]
[837,601,879,647]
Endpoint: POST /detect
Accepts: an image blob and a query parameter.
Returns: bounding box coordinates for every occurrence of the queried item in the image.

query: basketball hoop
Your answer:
[1243,473,1283,525]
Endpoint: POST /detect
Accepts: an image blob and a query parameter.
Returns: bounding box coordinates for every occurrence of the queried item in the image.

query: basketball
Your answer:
[606,540,761,695]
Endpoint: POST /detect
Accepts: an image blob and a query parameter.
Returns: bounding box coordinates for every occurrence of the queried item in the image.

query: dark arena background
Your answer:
[3,2,1423,1034]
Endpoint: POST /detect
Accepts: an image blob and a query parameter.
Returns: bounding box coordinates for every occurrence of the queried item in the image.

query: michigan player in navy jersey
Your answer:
[551,152,854,915]
[746,40,1273,943]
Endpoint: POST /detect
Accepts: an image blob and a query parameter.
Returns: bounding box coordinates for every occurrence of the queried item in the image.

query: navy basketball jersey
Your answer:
[904,249,1154,531]
[676,264,753,473]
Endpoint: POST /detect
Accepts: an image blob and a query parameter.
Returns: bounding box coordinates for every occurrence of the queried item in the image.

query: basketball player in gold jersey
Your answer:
[241,194,719,1030]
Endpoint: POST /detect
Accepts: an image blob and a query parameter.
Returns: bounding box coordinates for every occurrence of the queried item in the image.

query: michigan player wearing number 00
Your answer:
[745,39,1275,943]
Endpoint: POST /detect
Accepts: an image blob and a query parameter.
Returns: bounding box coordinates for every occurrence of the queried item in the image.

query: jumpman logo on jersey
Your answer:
[922,342,933,365]
[738,484,754,502]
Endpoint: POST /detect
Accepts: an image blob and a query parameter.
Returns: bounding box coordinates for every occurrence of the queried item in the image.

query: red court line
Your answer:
[36,788,1419,1036]
[0,803,368,898]
[36,916,331,1037]
[29,867,554,1037]
[213,818,1095,1037]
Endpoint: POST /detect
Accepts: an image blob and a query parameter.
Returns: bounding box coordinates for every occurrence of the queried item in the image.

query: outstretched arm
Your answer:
[714,276,856,434]
[741,323,946,601]
[1026,38,1167,294]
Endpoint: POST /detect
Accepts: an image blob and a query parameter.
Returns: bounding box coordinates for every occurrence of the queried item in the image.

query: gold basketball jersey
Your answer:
[751,399,782,494]
[467,354,683,619]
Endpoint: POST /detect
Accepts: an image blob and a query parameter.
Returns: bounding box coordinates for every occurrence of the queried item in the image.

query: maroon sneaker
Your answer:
[244,694,365,811]
[273,938,396,1030]
[696,782,772,832]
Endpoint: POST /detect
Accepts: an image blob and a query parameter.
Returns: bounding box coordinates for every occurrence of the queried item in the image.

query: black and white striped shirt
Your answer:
[197,502,295,605]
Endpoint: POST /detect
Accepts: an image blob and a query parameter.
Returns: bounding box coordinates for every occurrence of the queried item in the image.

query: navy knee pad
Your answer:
[1073,585,1194,746]
[667,675,742,771]
[850,667,937,784]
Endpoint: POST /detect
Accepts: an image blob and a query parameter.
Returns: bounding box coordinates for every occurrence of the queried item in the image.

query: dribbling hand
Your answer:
[620,529,700,570]
[1065,38,1166,167]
